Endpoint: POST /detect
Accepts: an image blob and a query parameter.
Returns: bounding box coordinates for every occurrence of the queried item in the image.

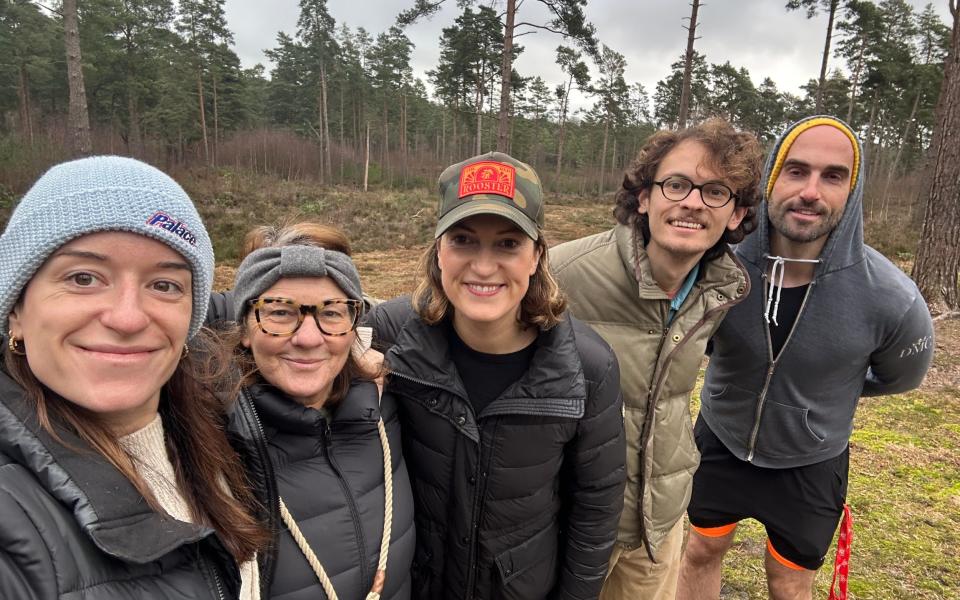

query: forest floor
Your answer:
[209,173,959,600]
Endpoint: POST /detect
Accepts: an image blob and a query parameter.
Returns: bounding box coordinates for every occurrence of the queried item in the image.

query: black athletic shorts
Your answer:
[687,415,849,571]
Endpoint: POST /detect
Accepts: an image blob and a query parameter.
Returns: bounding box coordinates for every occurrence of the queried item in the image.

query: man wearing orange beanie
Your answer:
[677,116,934,599]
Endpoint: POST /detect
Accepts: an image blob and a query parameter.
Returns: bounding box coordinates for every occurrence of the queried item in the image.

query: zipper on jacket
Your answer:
[745,279,815,462]
[463,416,497,600]
[324,421,371,588]
[201,555,227,600]
[211,564,225,600]
[634,322,671,555]
[239,388,280,594]
[391,368,488,598]
[637,284,748,554]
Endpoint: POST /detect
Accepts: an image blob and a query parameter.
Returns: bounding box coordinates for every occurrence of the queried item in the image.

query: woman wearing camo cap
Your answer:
[367,152,626,600]
[0,156,266,599]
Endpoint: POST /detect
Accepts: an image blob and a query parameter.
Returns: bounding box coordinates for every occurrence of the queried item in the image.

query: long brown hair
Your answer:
[412,230,567,330]
[3,328,268,563]
[236,221,377,406]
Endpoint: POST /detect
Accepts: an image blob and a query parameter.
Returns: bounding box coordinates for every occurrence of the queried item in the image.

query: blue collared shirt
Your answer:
[668,262,700,324]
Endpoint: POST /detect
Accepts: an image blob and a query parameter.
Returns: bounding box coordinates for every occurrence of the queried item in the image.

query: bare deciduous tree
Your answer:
[678,0,701,129]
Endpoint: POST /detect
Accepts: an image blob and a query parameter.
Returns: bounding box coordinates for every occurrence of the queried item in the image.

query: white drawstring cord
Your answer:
[764,256,821,325]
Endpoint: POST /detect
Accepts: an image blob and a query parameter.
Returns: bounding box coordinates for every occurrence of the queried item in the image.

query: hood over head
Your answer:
[739,115,866,277]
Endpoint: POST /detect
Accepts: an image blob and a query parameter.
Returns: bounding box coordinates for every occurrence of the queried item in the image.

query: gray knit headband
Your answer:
[232,245,364,319]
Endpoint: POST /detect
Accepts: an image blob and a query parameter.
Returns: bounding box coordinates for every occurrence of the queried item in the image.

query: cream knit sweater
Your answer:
[119,414,260,600]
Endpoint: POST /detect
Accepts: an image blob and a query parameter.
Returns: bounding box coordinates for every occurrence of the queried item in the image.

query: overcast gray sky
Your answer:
[223,0,951,114]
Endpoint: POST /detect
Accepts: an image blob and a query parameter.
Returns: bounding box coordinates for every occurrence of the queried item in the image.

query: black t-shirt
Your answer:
[448,324,538,417]
[768,284,809,358]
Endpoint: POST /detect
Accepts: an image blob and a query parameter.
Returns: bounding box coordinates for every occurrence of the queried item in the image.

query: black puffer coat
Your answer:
[368,298,626,600]
[0,371,241,600]
[227,380,415,600]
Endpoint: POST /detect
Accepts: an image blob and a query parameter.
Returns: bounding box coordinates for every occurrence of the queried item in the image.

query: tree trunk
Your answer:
[339,85,345,183]
[475,105,483,155]
[363,121,370,192]
[882,89,922,211]
[380,94,390,181]
[452,100,458,161]
[496,0,516,151]
[352,99,359,154]
[316,93,326,183]
[17,64,34,145]
[127,87,142,156]
[610,136,617,187]
[678,0,701,129]
[63,0,92,156]
[555,74,573,183]
[814,0,839,113]
[847,33,866,123]
[912,0,960,313]
[401,93,408,185]
[196,66,209,163]
[212,72,219,165]
[863,87,880,163]
[320,61,332,181]
[598,119,609,196]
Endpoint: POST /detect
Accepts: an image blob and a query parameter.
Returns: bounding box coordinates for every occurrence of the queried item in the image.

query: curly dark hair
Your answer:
[613,118,763,262]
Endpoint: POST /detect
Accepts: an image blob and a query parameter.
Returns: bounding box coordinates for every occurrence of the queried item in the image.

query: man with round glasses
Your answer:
[677,116,934,600]
[550,118,763,599]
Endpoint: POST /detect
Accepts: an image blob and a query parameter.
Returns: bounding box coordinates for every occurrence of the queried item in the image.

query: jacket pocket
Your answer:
[411,527,444,599]
[702,383,758,449]
[493,523,558,599]
[755,401,825,459]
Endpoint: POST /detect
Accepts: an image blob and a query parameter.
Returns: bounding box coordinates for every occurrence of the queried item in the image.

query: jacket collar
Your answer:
[248,379,381,436]
[613,223,748,300]
[0,370,217,564]
[386,313,586,420]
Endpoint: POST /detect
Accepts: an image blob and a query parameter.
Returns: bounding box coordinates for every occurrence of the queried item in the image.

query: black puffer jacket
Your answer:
[0,370,241,600]
[368,298,626,600]
[227,380,415,600]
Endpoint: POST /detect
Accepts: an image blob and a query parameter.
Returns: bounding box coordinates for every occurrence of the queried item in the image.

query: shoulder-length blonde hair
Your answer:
[412,229,567,330]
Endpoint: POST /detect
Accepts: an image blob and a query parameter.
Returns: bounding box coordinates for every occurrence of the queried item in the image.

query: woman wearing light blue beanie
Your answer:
[0,156,267,599]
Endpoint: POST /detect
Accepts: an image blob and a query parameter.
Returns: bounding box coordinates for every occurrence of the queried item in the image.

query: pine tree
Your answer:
[912,0,960,314]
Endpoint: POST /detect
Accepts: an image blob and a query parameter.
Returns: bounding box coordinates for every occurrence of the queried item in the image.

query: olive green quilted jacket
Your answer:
[550,224,748,560]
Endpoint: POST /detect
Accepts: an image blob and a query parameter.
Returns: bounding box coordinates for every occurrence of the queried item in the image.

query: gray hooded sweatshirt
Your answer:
[700,115,935,469]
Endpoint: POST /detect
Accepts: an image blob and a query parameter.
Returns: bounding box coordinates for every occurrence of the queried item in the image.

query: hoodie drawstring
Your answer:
[764,256,821,325]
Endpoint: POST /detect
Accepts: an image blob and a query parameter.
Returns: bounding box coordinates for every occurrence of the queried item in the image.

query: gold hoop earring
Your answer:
[181,344,190,359]
[7,331,25,356]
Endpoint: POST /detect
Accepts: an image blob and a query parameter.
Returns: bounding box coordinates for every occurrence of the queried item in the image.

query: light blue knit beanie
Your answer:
[0,155,214,340]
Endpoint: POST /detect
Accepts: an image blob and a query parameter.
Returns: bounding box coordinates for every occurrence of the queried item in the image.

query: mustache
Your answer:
[779,200,826,214]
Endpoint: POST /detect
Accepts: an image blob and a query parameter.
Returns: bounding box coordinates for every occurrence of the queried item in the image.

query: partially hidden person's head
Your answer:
[0,155,214,435]
[233,222,368,409]
[763,116,861,246]
[414,151,566,331]
[614,118,763,262]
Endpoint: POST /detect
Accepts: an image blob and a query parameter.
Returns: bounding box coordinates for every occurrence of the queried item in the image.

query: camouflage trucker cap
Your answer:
[435,151,544,240]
